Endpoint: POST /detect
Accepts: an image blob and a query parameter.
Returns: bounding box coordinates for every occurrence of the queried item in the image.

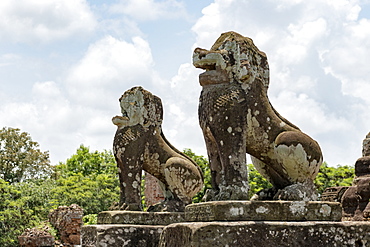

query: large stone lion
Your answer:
[193,31,322,201]
[112,86,203,211]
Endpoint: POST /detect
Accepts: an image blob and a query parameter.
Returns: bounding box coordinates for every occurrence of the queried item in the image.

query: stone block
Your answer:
[18,236,55,247]
[185,201,342,222]
[98,211,186,225]
[159,221,370,247]
[81,224,164,247]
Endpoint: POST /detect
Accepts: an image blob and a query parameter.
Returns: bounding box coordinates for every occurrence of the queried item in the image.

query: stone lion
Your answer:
[112,86,203,211]
[193,31,322,201]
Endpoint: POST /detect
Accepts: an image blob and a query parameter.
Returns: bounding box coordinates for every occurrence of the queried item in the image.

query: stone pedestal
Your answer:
[82,224,164,247]
[159,221,370,247]
[82,201,370,246]
[185,200,342,222]
[158,201,370,246]
[81,211,186,247]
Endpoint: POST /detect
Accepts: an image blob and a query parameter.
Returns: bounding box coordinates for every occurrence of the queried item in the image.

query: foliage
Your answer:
[52,145,120,215]
[0,179,42,247]
[314,162,354,194]
[247,164,272,198]
[183,149,212,203]
[83,214,98,225]
[0,127,52,184]
[55,145,117,177]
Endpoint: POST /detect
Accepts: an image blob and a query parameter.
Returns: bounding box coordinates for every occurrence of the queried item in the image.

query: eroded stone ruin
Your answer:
[49,204,83,246]
[18,227,54,247]
[341,132,370,221]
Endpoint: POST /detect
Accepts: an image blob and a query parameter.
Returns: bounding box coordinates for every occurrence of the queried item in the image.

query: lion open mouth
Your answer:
[193,48,230,86]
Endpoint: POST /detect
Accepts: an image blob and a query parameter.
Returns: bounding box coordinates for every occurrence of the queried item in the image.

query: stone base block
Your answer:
[81,224,164,247]
[98,211,185,225]
[18,236,55,247]
[185,200,342,222]
[159,221,370,247]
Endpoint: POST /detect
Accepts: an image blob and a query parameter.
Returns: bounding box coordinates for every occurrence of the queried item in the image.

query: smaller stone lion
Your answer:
[193,31,323,201]
[112,86,203,211]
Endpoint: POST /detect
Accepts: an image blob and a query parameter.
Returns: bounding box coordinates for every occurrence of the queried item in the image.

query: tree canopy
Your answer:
[0,127,51,183]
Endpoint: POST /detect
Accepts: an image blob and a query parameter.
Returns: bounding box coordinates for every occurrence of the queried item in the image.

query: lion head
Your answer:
[112,86,163,129]
[193,31,270,92]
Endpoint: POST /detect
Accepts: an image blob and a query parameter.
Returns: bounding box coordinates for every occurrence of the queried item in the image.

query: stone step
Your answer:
[185,200,342,222]
[159,221,370,247]
[97,211,186,225]
[82,224,164,247]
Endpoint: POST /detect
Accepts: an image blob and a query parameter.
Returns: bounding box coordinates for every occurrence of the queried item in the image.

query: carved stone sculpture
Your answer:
[193,31,322,201]
[341,132,370,220]
[112,86,203,212]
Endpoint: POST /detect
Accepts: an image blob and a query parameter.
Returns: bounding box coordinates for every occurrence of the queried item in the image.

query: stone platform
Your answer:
[82,224,164,247]
[82,201,369,247]
[185,200,342,221]
[98,211,186,225]
[158,221,370,247]
[82,211,186,247]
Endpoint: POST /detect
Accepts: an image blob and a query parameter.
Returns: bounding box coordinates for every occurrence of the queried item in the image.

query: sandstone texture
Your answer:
[98,211,186,225]
[185,200,342,222]
[321,186,349,202]
[48,204,83,246]
[112,86,203,212]
[18,227,55,247]
[159,221,370,247]
[193,31,322,201]
[81,224,164,247]
[342,132,370,221]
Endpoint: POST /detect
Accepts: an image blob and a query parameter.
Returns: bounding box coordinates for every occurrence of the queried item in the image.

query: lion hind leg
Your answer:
[153,157,204,211]
[274,131,322,184]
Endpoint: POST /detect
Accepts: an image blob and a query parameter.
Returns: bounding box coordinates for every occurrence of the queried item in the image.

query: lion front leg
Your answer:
[206,126,249,201]
[116,152,143,211]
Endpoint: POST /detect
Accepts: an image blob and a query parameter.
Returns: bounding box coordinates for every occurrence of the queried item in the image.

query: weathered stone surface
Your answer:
[48,204,83,246]
[159,221,370,247]
[112,86,203,212]
[98,211,186,225]
[321,186,349,202]
[362,132,370,157]
[193,31,322,201]
[18,227,54,247]
[81,224,164,247]
[341,132,370,221]
[185,201,342,222]
[144,172,165,207]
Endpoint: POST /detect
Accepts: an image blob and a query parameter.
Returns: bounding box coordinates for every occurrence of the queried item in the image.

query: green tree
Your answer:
[247,164,272,198]
[183,149,212,203]
[0,179,45,247]
[52,145,120,215]
[314,162,354,194]
[0,127,51,183]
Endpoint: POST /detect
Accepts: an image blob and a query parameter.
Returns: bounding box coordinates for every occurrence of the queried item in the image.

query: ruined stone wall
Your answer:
[144,172,165,207]
[49,204,83,246]
[18,227,54,247]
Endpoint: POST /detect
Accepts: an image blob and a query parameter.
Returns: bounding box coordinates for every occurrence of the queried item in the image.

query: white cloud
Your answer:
[186,0,370,166]
[66,35,156,110]
[0,0,96,43]
[110,0,187,21]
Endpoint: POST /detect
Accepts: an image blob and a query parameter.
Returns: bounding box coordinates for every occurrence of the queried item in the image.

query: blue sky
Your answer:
[1,0,370,167]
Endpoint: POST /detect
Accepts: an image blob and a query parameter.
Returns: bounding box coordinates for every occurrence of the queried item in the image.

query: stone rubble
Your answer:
[18,227,55,247]
[48,204,83,246]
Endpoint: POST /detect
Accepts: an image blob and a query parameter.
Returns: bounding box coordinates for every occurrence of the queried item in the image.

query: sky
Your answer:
[1,0,370,167]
